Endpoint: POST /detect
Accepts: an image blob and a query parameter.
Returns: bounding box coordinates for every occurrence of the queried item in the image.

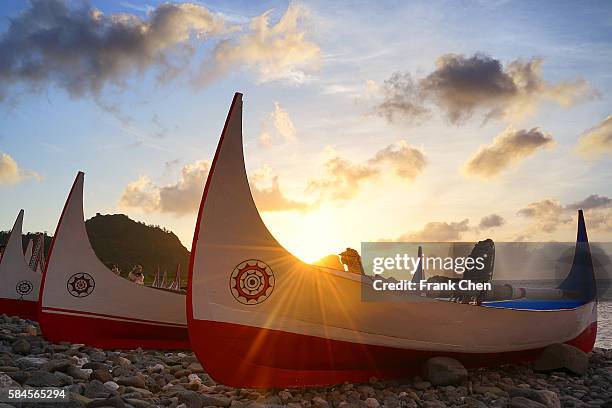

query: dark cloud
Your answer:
[399,219,470,242]
[567,194,612,211]
[464,127,554,178]
[0,0,230,102]
[479,214,505,229]
[517,199,572,233]
[376,72,429,123]
[420,54,517,123]
[376,53,595,124]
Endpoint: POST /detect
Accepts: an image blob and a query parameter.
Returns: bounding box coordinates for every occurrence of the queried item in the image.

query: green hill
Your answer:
[85,213,189,286]
[1,213,190,286]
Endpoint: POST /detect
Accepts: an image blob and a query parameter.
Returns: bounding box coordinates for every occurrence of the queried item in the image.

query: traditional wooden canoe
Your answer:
[187,93,597,388]
[39,172,190,349]
[0,210,41,320]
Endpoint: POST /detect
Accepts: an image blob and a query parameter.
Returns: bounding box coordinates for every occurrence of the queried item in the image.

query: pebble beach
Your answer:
[1,313,611,408]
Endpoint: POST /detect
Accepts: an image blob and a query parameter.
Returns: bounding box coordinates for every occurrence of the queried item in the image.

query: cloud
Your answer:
[576,115,612,159]
[375,72,429,123]
[517,199,572,233]
[375,53,595,124]
[307,151,379,201]
[369,141,427,181]
[399,219,470,241]
[158,160,211,214]
[587,208,612,232]
[120,160,309,215]
[479,214,505,229]
[119,160,211,215]
[567,194,612,211]
[0,0,234,102]
[464,127,554,178]
[251,165,312,211]
[118,175,160,212]
[307,141,427,201]
[0,152,41,185]
[259,102,296,146]
[198,3,320,84]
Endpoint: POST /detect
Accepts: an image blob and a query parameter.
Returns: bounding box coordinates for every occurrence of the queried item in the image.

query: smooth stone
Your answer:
[421,401,446,408]
[364,398,380,408]
[509,396,547,408]
[71,393,93,405]
[0,373,19,387]
[83,362,110,370]
[534,344,588,376]
[200,394,231,407]
[54,371,74,386]
[86,395,126,408]
[278,391,292,403]
[24,370,63,387]
[16,356,48,369]
[116,357,131,367]
[187,362,204,373]
[463,397,488,408]
[43,359,73,373]
[509,387,561,408]
[87,349,108,363]
[312,396,329,408]
[6,371,29,384]
[11,338,31,355]
[124,398,152,408]
[422,357,468,386]
[67,365,92,380]
[91,368,113,383]
[84,380,117,399]
[179,391,203,408]
[414,381,432,390]
[116,375,146,389]
[104,381,120,391]
[473,385,507,397]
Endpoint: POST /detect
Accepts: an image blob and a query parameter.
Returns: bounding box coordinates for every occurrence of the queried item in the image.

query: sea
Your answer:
[597,302,611,349]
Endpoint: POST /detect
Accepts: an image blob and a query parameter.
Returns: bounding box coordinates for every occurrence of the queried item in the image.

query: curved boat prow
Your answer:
[39,172,189,349]
[189,93,599,388]
[558,210,597,302]
[0,210,41,320]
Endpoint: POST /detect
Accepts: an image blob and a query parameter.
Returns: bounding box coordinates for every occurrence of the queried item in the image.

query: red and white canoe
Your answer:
[187,93,597,388]
[39,172,190,349]
[0,210,41,320]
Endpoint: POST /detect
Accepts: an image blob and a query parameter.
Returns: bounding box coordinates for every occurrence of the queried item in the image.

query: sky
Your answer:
[0,0,611,262]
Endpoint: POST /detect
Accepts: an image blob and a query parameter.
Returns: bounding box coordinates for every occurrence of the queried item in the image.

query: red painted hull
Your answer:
[0,298,38,321]
[189,319,597,388]
[39,309,190,350]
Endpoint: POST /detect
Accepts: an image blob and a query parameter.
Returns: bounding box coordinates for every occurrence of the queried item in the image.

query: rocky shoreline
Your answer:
[0,315,611,408]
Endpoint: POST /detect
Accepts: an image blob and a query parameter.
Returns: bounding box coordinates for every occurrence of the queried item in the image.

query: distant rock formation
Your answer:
[1,213,190,286]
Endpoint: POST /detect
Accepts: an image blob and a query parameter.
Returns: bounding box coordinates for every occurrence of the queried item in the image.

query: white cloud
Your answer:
[0,152,41,185]
[464,127,554,179]
[199,3,320,84]
[576,115,612,159]
[259,102,297,146]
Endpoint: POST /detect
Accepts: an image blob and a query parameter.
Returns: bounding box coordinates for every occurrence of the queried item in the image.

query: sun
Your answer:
[260,207,351,264]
